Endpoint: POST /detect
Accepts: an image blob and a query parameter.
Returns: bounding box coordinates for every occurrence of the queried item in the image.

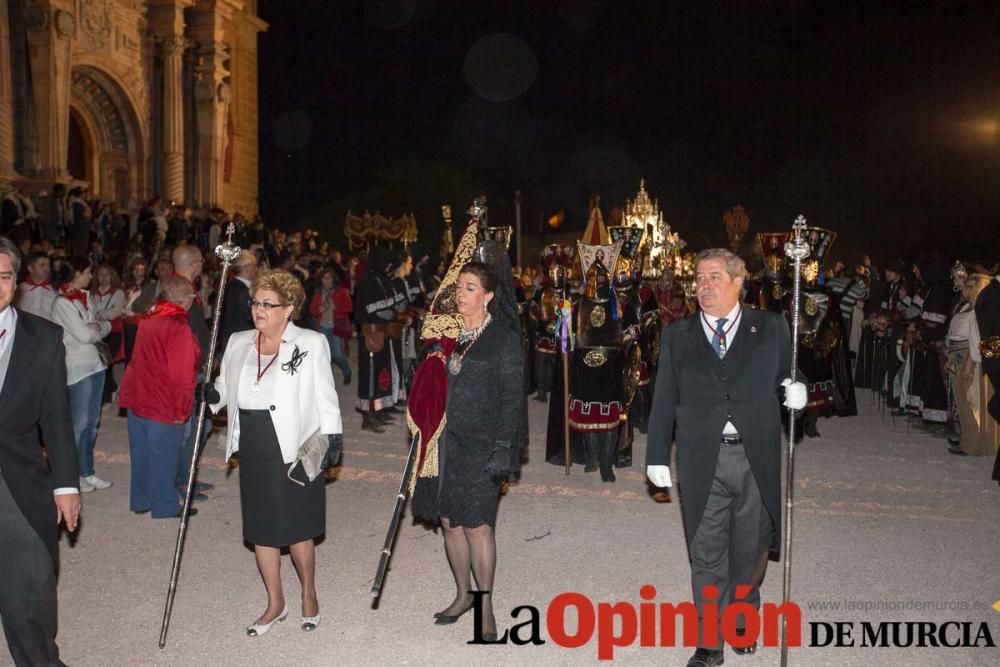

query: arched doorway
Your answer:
[67,109,95,184]
[69,66,145,207]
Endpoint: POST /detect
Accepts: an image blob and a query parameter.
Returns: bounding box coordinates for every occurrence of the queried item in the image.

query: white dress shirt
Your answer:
[14,281,57,321]
[0,305,13,358]
[699,301,743,435]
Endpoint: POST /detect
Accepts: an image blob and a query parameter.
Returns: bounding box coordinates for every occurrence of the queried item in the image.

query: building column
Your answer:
[0,0,18,182]
[192,40,229,207]
[161,35,186,203]
[23,0,75,181]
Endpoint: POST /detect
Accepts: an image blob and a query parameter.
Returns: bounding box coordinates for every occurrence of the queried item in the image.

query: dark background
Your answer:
[257,0,1000,266]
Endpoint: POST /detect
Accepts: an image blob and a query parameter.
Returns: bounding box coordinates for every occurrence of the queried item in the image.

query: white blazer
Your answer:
[211,322,343,464]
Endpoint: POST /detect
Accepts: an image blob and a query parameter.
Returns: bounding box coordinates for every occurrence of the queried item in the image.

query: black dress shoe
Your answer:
[732,628,756,654]
[948,446,968,456]
[686,647,724,666]
[361,415,385,433]
[433,603,473,625]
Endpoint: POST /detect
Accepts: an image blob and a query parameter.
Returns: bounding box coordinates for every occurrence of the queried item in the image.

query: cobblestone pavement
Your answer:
[3,372,999,666]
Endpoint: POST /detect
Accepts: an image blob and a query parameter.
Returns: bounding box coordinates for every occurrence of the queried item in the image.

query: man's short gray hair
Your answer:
[0,236,21,275]
[694,248,747,281]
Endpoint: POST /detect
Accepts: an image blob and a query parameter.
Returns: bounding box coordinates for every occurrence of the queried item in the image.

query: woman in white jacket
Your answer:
[50,256,113,492]
[200,269,343,637]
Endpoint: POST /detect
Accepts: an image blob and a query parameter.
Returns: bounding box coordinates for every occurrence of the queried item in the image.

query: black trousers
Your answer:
[690,442,772,649]
[0,475,62,666]
[988,371,1000,482]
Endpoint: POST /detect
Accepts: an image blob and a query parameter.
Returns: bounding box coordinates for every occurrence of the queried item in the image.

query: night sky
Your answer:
[257,0,1000,265]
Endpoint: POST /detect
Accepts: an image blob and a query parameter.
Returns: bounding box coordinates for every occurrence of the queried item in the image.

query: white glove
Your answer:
[646,465,673,488]
[781,378,807,411]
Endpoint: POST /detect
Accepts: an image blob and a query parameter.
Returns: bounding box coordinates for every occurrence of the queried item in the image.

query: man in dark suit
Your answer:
[974,271,1000,484]
[0,237,80,666]
[218,249,258,353]
[646,248,806,667]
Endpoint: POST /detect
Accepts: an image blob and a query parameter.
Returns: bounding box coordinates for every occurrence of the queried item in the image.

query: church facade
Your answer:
[0,0,265,215]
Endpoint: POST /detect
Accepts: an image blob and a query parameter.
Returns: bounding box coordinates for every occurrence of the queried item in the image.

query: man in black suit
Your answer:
[974,271,1000,484]
[218,249,258,353]
[0,237,80,666]
[646,248,806,667]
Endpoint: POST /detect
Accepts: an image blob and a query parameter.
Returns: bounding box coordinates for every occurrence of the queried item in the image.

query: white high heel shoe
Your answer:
[301,613,321,632]
[246,605,288,637]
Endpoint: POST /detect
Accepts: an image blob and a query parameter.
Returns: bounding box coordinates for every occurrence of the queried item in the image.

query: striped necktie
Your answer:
[713,317,728,358]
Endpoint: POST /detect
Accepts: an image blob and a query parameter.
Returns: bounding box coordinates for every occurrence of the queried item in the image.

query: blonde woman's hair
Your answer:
[251,269,306,318]
[963,273,992,305]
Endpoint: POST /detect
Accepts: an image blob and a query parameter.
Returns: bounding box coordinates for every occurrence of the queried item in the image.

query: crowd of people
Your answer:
[1,186,998,667]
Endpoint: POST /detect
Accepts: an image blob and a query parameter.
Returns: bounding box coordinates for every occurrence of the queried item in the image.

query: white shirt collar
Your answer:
[702,301,742,325]
[0,305,16,354]
[236,276,251,288]
[0,305,14,330]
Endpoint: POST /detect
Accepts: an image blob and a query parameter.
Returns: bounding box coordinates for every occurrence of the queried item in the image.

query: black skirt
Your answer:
[238,409,325,547]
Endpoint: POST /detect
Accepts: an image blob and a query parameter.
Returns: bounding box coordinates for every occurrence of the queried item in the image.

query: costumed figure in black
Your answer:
[568,249,627,482]
[529,244,571,402]
[906,256,952,426]
[856,258,907,399]
[404,242,433,386]
[407,200,527,642]
[793,227,857,435]
[610,225,648,436]
[388,251,414,407]
[355,247,398,432]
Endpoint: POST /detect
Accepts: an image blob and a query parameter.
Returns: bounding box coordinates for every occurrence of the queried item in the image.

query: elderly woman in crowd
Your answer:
[201,269,343,637]
[118,276,200,518]
[308,266,352,385]
[50,256,113,492]
[92,263,126,405]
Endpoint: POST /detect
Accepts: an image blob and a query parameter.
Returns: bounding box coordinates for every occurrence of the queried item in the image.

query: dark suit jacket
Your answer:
[976,278,1000,376]
[0,310,78,569]
[646,307,794,557]
[219,278,253,352]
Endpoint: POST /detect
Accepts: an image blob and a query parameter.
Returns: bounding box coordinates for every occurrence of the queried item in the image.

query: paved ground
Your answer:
[3,361,1000,666]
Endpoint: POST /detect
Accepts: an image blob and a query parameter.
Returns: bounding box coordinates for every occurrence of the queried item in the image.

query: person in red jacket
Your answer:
[119,276,202,518]
[309,267,352,384]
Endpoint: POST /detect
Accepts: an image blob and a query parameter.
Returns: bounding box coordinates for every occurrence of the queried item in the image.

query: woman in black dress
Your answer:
[422,261,525,640]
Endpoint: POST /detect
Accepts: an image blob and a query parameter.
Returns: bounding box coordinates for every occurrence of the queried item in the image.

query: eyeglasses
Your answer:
[249,299,287,310]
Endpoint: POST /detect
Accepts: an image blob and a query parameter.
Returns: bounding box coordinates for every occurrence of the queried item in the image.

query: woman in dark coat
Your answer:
[414,261,525,642]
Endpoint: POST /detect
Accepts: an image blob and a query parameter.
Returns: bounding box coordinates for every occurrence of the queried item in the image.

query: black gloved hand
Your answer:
[195,381,220,404]
[322,434,343,469]
[484,440,515,481]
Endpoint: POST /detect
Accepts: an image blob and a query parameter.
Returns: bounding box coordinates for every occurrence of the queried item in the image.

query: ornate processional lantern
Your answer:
[622,179,684,282]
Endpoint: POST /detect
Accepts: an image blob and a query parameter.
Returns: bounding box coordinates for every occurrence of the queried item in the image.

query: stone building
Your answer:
[0,0,266,215]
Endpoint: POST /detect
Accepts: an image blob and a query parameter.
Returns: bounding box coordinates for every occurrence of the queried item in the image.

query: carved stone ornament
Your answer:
[81,0,112,47]
[55,10,76,38]
[589,304,606,328]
